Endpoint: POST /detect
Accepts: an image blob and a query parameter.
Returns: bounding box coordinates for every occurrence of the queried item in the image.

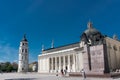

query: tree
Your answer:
[0,62,18,72]
[12,62,18,72]
[7,65,13,72]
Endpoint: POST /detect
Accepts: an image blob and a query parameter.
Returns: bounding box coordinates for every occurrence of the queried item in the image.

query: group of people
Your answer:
[61,69,67,76]
[56,69,67,76]
[56,68,86,80]
[56,66,68,76]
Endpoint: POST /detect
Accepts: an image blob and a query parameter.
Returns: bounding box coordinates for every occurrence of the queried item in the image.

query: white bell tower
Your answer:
[18,34,29,72]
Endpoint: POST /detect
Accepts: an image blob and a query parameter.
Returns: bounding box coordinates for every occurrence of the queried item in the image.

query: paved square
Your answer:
[0,73,119,80]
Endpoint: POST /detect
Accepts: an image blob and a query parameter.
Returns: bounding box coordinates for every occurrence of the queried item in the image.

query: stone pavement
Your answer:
[0,73,119,80]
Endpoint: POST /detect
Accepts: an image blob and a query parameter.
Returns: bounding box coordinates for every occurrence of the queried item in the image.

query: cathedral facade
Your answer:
[38,22,120,76]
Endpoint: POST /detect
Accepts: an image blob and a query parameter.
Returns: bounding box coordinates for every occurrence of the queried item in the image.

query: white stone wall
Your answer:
[90,45,105,72]
[105,37,120,71]
[76,52,83,72]
[38,56,49,73]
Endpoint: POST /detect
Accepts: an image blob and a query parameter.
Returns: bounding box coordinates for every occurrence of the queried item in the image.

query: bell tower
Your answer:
[18,34,29,72]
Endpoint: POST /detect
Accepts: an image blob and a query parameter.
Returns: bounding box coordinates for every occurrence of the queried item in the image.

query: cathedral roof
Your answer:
[42,42,79,53]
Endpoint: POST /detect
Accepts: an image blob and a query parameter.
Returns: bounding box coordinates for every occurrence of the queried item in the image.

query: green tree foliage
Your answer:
[0,62,18,72]
[12,62,18,71]
[7,65,13,72]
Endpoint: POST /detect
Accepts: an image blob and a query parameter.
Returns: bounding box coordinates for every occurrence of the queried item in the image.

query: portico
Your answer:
[38,42,84,73]
[49,54,73,72]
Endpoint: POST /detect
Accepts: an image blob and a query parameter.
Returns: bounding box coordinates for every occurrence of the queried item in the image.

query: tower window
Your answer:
[22,68,24,71]
[25,55,27,59]
[25,43,27,45]
[113,45,117,51]
[22,56,23,59]
[23,43,24,45]
[22,49,24,52]
[25,49,27,53]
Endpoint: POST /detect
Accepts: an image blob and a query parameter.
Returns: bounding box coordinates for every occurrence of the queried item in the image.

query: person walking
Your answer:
[81,69,86,80]
[61,69,64,76]
[56,70,58,76]
[64,69,67,76]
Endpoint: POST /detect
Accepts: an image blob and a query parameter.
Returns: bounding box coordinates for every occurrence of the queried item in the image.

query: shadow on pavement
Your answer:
[5,78,37,80]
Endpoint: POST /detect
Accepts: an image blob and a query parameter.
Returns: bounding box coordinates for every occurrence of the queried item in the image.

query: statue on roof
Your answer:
[87,20,93,29]
[113,34,118,40]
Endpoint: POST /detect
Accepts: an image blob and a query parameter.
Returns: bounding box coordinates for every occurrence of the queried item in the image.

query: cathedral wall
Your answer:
[76,51,83,72]
[90,44,105,73]
[38,56,49,73]
[105,37,120,71]
[83,44,105,74]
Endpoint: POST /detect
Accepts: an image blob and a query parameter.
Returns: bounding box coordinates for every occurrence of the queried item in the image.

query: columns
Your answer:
[63,56,65,70]
[55,57,57,72]
[73,54,76,72]
[50,57,59,73]
[68,55,70,72]
[75,53,78,72]
[51,58,53,73]
[59,56,61,72]
[49,54,75,73]
[38,58,40,72]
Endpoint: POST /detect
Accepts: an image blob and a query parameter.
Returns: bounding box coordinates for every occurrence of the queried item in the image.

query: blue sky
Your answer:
[0,0,120,63]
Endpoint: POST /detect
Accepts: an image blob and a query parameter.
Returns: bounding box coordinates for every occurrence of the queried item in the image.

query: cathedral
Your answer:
[38,21,120,77]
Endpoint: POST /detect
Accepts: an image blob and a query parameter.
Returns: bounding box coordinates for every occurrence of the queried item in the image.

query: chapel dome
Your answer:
[84,21,101,37]
[80,21,104,45]
[84,27,100,37]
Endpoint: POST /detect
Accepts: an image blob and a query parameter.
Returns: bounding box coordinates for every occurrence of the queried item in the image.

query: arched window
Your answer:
[22,68,24,71]
[22,56,23,59]
[113,45,117,51]
[22,49,24,52]
[25,49,27,53]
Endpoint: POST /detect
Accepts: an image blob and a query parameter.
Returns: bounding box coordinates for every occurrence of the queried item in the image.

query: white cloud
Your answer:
[0,60,4,62]
[0,40,38,63]
[0,42,18,62]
